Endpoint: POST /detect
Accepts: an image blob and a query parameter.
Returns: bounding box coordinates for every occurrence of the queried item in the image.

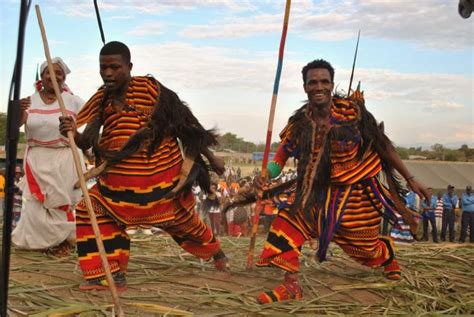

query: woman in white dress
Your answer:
[12,57,85,255]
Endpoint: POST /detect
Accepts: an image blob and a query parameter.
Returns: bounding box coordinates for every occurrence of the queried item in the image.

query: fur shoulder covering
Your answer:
[283,104,311,142]
[147,79,218,158]
[102,76,218,163]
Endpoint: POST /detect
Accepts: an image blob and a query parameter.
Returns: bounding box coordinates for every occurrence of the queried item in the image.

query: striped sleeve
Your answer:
[76,88,105,128]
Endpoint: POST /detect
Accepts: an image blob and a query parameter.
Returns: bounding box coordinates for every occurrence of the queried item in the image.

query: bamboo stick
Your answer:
[34,5,124,316]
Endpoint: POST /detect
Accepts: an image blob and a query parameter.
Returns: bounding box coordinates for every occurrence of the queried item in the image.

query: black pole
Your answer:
[93,0,106,45]
[347,29,361,97]
[0,0,31,315]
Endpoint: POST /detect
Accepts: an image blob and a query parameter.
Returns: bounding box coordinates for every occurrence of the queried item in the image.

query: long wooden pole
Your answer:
[246,0,292,270]
[35,5,124,316]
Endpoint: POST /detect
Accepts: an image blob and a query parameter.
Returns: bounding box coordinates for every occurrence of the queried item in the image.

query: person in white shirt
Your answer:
[12,57,85,256]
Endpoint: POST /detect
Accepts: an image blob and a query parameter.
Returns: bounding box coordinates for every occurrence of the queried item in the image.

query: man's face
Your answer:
[304,68,334,108]
[99,54,132,95]
[467,186,472,194]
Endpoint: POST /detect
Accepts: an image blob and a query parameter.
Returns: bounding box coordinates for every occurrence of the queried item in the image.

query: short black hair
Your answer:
[100,41,131,64]
[302,59,335,84]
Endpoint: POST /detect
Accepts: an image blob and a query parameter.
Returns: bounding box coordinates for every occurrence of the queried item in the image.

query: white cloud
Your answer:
[424,102,465,112]
[108,15,134,21]
[118,0,257,13]
[43,0,474,50]
[295,1,473,50]
[454,125,474,142]
[121,42,473,145]
[49,0,257,16]
[130,42,277,90]
[48,2,118,18]
[1,39,471,147]
[127,22,166,36]
[346,69,472,108]
[179,0,473,50]
[181,15,281,39]
[49,40,69,46]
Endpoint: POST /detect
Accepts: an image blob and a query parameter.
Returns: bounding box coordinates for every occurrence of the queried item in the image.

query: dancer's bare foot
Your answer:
[45,240,73,257]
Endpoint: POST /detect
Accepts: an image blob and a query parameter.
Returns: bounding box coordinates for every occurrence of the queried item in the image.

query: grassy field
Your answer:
[4,231,474,316]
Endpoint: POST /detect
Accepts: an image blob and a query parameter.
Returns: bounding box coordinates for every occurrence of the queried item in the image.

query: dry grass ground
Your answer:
[5,232,474,316]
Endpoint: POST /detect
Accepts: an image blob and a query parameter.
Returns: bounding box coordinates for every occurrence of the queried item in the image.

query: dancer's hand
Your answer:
[201,148,225,175]
[253,174,270,190]
[408,177,431,205]
[20,97,31,112]
[59,116,77,138]
[209,155,225,175]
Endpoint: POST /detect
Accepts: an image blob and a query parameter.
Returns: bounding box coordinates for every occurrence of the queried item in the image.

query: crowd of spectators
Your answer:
[2,164,472,245]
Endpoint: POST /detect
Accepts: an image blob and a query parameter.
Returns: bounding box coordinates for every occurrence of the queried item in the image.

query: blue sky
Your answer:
[1,0,473,148]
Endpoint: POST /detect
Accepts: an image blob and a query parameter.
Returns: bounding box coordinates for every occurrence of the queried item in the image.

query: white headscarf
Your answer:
[39,57,71,76]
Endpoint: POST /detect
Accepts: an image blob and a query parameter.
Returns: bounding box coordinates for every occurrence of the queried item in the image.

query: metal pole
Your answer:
[1,1,31,314]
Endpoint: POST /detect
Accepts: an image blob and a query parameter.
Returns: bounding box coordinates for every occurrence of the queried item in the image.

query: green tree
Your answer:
[396,146,409,159]
[0,112,7,145]
[444,149,459,161]
[459,144,474,161]
[216,132,259,153]
[431,143,445,160]
[0,112,26,146]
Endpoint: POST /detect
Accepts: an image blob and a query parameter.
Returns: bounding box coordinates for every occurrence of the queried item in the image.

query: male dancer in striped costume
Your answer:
[254,59,430,303]
[60,41,228,289]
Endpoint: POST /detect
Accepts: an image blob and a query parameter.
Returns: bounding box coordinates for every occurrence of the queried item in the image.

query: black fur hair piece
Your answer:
[79,77,218,193]
[355,98,405,201]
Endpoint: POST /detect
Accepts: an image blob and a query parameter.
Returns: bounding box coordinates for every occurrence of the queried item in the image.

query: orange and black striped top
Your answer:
[76,76,193,225]
[273,98,382,185]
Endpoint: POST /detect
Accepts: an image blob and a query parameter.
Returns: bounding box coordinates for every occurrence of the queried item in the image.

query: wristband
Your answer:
[267,161,282,179]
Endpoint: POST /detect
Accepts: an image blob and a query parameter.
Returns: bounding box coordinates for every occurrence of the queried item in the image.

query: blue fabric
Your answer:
[421,196,437,218]
[442,193,458,210]
[462,193,474,212]
[405,191,418,211]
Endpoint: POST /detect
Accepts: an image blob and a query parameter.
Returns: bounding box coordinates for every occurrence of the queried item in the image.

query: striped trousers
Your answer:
[76,199,221,280]
[256,181,396,273]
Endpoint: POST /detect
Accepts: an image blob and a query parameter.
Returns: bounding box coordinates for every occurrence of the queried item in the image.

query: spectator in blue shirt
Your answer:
[421,187,439,243]
[441,185,459,242]
[459,185,474,243]
[405,189,419,212]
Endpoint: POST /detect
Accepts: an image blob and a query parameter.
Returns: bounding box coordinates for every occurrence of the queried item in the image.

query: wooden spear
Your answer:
[35,5,124,316]
[246,0,292,270]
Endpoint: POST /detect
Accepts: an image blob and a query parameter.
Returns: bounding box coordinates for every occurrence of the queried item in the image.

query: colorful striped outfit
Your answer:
[257,96,398,273]
[75,77,220,280]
